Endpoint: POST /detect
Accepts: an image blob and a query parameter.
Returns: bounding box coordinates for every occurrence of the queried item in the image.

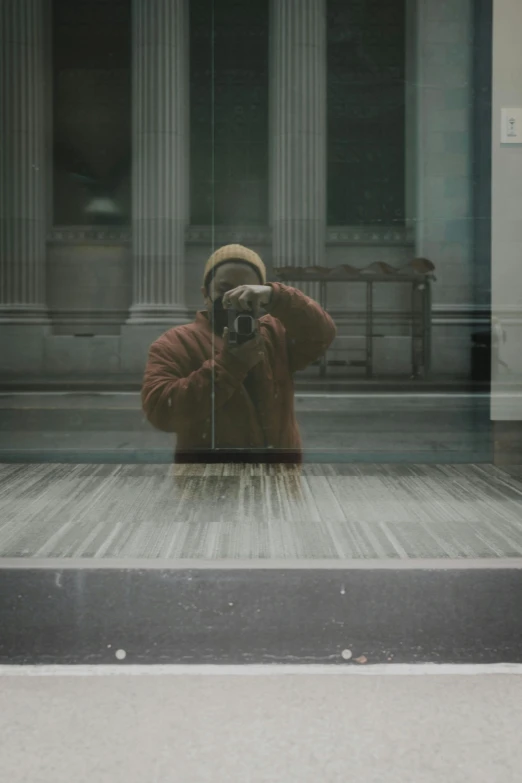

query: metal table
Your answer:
[274,270,433,379]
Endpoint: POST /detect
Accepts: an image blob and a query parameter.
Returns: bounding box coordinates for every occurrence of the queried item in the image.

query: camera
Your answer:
[227,307,257,346]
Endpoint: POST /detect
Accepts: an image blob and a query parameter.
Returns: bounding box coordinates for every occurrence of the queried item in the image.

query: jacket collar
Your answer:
[195,310,224,347]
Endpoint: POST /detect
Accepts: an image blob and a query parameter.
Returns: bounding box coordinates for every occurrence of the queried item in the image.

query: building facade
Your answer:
[0,0,485,383]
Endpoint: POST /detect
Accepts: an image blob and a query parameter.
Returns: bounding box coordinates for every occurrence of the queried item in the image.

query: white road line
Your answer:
[1,664,522,677]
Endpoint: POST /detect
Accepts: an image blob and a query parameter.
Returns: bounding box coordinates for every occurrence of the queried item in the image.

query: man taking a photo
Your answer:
[141,244,336,464]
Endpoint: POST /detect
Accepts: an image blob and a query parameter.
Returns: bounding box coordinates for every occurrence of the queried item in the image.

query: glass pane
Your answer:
[4,0,522,670]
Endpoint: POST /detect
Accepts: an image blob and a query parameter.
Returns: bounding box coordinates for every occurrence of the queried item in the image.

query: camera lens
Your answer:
[235,315,254,335]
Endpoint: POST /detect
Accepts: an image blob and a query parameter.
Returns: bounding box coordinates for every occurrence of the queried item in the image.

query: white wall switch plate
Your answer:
[501,108,522,144]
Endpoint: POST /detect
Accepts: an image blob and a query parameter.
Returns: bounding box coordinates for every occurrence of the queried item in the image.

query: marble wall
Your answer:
[410,0,478,381]
[491,0,522,422]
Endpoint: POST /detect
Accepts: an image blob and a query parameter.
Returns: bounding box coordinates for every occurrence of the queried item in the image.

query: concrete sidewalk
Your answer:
[0,670,520,783]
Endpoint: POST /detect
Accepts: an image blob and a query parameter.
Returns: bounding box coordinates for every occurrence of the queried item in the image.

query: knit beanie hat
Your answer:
[203,244,267,290]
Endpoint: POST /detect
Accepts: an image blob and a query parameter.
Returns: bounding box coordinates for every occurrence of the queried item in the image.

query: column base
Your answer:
[126,303,191,326]
[0,305,51,325]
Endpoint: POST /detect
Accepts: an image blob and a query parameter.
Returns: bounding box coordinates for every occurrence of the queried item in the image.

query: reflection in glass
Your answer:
[3,0,519,577]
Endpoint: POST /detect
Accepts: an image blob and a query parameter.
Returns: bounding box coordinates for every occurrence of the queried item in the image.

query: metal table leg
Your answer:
[366,281,373,378]
[319,280,327,378]
[423,280,432,378]
[411,282,418,378]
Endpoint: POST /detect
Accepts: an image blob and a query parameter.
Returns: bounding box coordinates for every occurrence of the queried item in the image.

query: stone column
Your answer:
[0,0,50,325]
[413,0,474,377]
[491,0,522,428]
[127,0,189,325]
[269,0,327,300]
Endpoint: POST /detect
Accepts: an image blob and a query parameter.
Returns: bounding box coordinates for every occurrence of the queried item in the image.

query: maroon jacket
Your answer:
[141,282,336,463]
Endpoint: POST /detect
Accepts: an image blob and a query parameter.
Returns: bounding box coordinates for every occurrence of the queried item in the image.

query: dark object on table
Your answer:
[471,331,491,383]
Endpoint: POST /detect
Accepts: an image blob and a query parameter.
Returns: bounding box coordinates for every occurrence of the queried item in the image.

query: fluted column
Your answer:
[269,0,327,299]
[0,0,50,324]
[414,0,473,299]
[128,0,189,324]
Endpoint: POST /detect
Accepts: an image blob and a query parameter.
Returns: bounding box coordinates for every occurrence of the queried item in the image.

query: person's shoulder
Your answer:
[155,321,196,346]
[148,323,197,361]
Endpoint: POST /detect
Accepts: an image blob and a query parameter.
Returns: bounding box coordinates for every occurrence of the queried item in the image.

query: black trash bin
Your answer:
[471,330,491,383]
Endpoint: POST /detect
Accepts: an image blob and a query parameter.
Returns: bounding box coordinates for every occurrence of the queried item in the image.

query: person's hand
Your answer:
[222,327,265,371]
[222,284,273,316]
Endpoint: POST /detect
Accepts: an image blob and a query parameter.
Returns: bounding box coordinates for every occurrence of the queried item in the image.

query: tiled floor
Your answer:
[2,462,522,558]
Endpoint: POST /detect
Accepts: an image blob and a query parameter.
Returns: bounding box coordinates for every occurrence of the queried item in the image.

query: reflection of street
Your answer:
[0,392,492,464]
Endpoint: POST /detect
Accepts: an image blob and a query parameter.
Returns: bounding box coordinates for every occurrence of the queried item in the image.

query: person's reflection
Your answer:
[142,244,336,464]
